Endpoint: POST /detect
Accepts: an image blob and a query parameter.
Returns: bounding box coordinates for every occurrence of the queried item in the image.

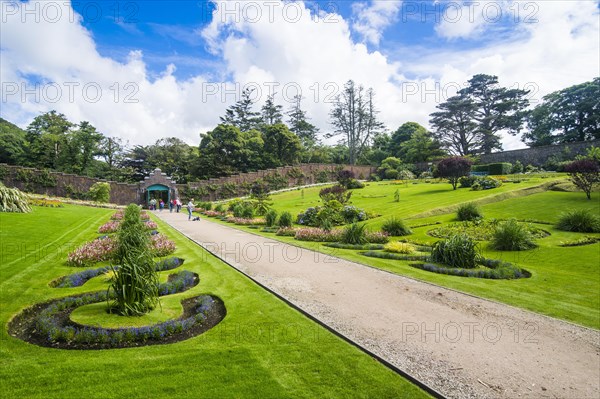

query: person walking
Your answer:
[187,198,195,220]
[169,199,174,213]
[176,198,181,213]
[159,199,164,211]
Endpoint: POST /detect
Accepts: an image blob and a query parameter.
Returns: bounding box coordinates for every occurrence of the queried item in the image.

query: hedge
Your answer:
[487,163,513,175]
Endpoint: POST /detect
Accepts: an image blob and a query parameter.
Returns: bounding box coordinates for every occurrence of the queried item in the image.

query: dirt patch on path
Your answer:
[158,212,600,399]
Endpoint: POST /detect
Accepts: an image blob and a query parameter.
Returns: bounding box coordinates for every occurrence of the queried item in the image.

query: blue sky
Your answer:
[2,1,599,149]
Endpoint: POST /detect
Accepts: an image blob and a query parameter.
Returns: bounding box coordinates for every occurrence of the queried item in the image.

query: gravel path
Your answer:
[157,212,600,399]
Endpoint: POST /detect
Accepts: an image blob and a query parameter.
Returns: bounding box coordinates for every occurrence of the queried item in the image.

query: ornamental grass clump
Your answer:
[108,204,159,316]
[490,219,537,251]
[456,203,482,221]
[430,234,480,269]
[340,223,368,245]
[0,184,31,213]
[381,217,412,236]
[556,209,600,233]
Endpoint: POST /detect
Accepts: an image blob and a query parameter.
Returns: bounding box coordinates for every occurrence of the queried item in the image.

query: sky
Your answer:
[1,0,599,150]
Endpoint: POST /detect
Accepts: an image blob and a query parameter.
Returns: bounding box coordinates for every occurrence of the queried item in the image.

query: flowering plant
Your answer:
[151,234,176,257]
[98,221,120,234]
[294,228,343,242]
[67,237,117,267]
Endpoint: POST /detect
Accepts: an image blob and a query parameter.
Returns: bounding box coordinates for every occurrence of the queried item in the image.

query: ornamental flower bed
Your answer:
[276,227,297,236]
[144,221,158,230]
[151,234,176,257]
[203,211,224,217]
[294,228,344,242]
[140,212,150,220]
[67,237,117,267]
[111,211,124,220]
[98,221,120,234]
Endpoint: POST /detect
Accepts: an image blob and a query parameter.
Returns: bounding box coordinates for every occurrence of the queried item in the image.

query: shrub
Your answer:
[471,165,488,173]
[384,168,399,180]
[297,207,319,225]
[512,161,524,174]
[556,209,600,233]
[471,176,502,191]
[456,203,482,221]
[319,185,351,204]
[490,219,537,251]
[265,209,278,227]
[0,184,31,213]
[487,163,512,175]
[341,205,367,223]
[214,204,224,212]
[346,179,365,189]
[340,224,368,245]
[276,227,296,236]
[88,182,110,203]
[458,175,479,188]
[241,204,255,219]
[430,234,480,269]
[397,170,415,180]
[381,217,412,236]
[435,157,472,190]
[564,160,600,200]
[337,170,355,187]
[384,242,415,254]
[278,211,293,228]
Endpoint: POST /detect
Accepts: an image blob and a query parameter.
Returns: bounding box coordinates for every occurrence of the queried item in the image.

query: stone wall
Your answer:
[176,163,377,201]
[479,140,600,166]
[0,164,140,204]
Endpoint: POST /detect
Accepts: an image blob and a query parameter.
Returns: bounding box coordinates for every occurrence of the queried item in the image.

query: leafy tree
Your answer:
[261,94,284,125]
[220,88,262,132]
[523,78,600,146]
[0,118,27,165]
[564,159,600,200]
[400,129,445,163]
[197,124,247,177]
[261,123,302,167]
[329,80,385,164]
[25,111,74,169]
[430,95,480,156]
[435,156,473,190]
[72,121,103,174]
[459,74,530,154]
[389,122,426,158]
[88,182,111,203]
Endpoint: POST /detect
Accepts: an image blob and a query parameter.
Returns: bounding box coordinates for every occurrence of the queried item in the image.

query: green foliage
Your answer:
[214,204,224,212]
[0,184,31,213]
[564,159,600,200]
[435,157,472,190]
[88,182,111,203]
[241,204,255,219]
[490,219,537,251]
[487,163,512,175]
[381,217,412,236]
[471,176,502,191]
[384,242,415,254]
[341,223,368,245]
[512,161,524,174]
[393,189,400,202]
[431,234,480,269]
[313,170,330,183]
[456,203,482,221]
[556,209,600,233]
[278,211,293,228]
[265,209,278,227]
[458,175,478,188]
[109,204,159,316]
[319,185,351,204]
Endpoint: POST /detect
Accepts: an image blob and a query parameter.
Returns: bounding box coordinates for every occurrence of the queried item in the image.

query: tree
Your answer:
[88,182,111,203]
[220,88,262,132]
[287,94,319,144]
[435,157,473,190]
[329,80,385,164]
[262,123,302,167]
[72,121,103,174]
[0,118,27,165]
[523,78,600,146]
[400,129,445,163]
[430,95,480,156]
[261,94,283,125]
[564,160,600,200]
[389,122,425,158]
[25,110,74,169]
[459,74,529,154]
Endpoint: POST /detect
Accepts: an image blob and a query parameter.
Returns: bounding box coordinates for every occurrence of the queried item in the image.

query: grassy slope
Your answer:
[0,205,427,399]
[208,179,600,329]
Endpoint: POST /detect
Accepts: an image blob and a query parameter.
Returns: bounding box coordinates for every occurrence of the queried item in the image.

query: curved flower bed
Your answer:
[98,221,120,234]
[144,221,158,229]
[67,237,117,267]
[428,220,550,241]
[151,234,176,257]
[52,258,185,288]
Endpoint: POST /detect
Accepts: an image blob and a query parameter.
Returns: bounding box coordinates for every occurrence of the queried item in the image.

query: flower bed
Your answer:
[67,237,117,267]
[98,221,120,234]
[294,228,344,242]
[144,220,158,230]
[276,227,297,236]
[324,243,385,250]
[203,210,224,217]
[151,234,176,257]
[428,220,549,241]
[30,199,63,208]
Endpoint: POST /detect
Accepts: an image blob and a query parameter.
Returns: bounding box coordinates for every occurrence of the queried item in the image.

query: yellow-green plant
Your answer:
[384,241,415,254]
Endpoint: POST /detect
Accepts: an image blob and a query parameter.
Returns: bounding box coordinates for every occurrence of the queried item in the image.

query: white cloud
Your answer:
[1,0,598,152]
[352,1,402,45]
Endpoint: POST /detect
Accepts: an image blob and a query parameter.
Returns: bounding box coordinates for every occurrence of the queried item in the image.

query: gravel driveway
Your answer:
[157,212,600,399]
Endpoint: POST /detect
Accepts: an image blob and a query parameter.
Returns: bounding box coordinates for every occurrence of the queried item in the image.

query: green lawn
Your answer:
[0,205,427,398]
[207,178,600,329]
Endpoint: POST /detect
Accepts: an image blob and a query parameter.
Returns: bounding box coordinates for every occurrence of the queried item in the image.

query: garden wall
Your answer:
[0,164,140,204]
[478,140,600,166]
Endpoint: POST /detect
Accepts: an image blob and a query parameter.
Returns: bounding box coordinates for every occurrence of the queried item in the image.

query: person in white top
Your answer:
[187,199,195,220]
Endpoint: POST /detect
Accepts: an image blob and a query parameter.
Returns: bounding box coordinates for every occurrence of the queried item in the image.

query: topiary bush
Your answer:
[456,203,482,221]
[430,234,480,269]
[278,211,293,228]
[490,219,537,251]
[265,209,278,227]
[381,217,412,236]
[556,209,600,233]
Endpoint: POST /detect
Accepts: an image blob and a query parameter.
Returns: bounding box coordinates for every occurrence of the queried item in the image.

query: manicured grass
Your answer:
[0,205,427,398]
[206,180,600,329]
